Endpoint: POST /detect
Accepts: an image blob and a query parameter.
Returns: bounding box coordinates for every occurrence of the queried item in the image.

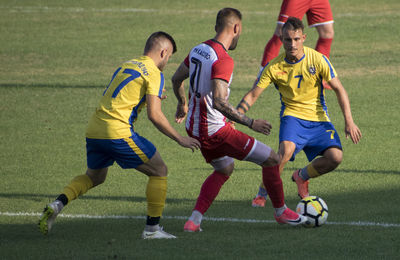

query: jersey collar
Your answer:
[284,53,305,64]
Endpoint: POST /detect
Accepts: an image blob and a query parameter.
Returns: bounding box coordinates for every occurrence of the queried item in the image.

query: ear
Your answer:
[233,24,239,34]
[160,49,166,58]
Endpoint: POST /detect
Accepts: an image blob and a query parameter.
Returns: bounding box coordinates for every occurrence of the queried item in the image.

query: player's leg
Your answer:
[293,121,342,197]
[243,139,307,225]
[260,24,283,67]
[135,151,176,239]
[314,23,334,58]
[259,0,308,67]
[298,147,342,180]
[307,0,334,88]
[184,157,234,232]
[251,139,295,207]
[38,138,114,235]
[38,167,108,235]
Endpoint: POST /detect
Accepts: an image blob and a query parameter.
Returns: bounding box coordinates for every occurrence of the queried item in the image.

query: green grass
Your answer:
[1,0,400,259]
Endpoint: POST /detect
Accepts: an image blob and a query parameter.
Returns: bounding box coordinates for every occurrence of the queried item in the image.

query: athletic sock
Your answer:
[144,222,160,232]
[56,194,68,206]
[315,37,333,58]
[262,164,285,208]
[189,210,203,225]
[274,204,288,217]
[257,184,268,198]
[261,34,282,67]
[193,171,230,215]
[146,176,167,218]
[300,164,321,180]
[49,200,64,213]
[62,174,93,202]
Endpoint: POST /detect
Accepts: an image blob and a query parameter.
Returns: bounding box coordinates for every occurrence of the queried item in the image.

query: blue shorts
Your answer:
[86,132,156,169]
[279,116,342,162]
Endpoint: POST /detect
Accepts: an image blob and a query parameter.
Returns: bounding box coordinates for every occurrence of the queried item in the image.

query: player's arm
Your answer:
[146,94,200,151]
[328,77,362,144]
[212,79,271,135]
[236,80,265,114]
[171,62,190,124]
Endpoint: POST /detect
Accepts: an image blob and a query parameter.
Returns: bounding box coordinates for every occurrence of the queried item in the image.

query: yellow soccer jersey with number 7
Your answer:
[86,56,164,139]
[256,46,337,122]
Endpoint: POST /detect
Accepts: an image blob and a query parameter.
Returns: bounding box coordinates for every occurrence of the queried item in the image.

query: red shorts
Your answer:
[278,0,333,27]
[188,124,255,163]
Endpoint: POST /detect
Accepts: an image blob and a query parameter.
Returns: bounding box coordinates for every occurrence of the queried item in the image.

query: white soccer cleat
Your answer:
[38,202,61,235]
[142,227,177,239]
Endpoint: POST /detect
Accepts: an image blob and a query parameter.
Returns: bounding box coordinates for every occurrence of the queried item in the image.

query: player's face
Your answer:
[281,28,306,60]
[229,21,242,50]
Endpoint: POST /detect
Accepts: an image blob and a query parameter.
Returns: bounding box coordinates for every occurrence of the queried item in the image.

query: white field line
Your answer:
[0,6,398,18]
[1,211,400,228]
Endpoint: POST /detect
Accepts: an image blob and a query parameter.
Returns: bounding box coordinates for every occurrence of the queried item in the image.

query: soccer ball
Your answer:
[296,196,328,227]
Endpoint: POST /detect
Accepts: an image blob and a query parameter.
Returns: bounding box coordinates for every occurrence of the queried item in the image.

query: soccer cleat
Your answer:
[38,203,60,235]
[142,227,177,239]
[252,196,267,207]
[183,220,202,232]
[291,169,310,199]
[274,208,308,226]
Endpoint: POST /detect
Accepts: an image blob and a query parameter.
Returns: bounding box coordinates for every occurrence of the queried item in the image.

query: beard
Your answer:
[229,35,240,50]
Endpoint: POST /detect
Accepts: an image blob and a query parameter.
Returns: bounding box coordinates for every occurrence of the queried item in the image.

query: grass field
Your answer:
[1,0,400,259]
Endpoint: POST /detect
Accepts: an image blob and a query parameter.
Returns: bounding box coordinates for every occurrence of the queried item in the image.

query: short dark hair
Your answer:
[215,7,242,32]
[144,31,177,54]
[282,17,304,33]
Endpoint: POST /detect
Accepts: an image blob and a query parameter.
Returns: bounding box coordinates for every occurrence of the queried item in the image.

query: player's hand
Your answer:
[175,103,188,124]
[178,136,201,152]
[250,119,272,135]
[345,122,362,144]
[161,88,167,100]
[227,120,236,129]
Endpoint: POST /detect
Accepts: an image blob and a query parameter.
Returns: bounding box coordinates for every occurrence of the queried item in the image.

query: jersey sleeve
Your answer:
[146,71,164,98]
[211,56,234,82]
[255,65,273,89]
[184,54,190,67]
[319,55,338,82]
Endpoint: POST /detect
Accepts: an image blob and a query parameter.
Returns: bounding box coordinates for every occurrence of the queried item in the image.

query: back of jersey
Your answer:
[184,39,234,138]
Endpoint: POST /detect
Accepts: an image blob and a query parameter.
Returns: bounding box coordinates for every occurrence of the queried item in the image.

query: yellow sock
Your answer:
[62,174,93,202]
[307,164,321,178]
[146,176,167,217]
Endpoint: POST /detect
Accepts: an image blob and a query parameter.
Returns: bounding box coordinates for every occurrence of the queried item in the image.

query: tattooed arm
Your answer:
[212,79,271,135]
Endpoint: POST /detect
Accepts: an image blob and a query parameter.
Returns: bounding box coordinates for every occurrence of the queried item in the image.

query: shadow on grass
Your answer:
[0,83,104,89]
[232,167,400,175]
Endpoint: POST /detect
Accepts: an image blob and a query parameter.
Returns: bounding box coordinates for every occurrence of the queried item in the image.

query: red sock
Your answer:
[194,171,230,214]
[315,38,333,58]
[262,165,284,208]
[261,34,282,67]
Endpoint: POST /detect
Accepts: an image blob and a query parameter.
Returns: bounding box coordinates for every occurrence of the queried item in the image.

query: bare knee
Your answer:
[316,24,334,39]
[147,162,168,177]
[86,168,108,187]
[216,162,234,176]
[261,150,280,167]
[324,148,343,169]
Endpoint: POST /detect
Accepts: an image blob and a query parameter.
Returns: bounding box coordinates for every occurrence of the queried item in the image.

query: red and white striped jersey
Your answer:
[183,39,234,138]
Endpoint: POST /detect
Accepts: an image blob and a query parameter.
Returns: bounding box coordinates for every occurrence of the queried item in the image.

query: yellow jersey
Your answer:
[256,46,337,122]
[86,56,164,139]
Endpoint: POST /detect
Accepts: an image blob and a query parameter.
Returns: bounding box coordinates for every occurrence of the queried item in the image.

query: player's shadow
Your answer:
[234,167,400,175]
[0,83,104,89]
[0,193,193,204]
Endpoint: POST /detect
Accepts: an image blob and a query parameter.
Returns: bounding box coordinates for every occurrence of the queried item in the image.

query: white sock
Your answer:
[274,204,287,217]
[51,200,64,213]
[144,224,160,232]
[189,210,203,225]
